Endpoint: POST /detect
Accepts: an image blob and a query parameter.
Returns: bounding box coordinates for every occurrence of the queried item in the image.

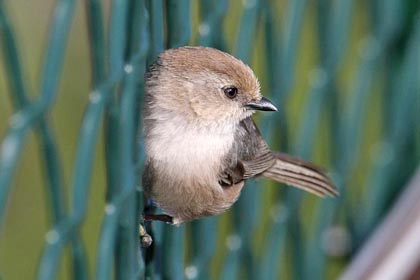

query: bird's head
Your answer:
[145,46,277,127]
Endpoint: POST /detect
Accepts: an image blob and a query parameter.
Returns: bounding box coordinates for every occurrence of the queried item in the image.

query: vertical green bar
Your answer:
[356,16,420,244]
[166,0,191,47]
[146,0,165,61]
[197,0,228,49]
[143,1,165,278]
[302,0,354,278]
[106,0,132,279]
[86,0,107,84]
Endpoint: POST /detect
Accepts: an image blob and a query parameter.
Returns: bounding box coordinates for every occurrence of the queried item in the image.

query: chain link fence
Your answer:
[0,0,419,279]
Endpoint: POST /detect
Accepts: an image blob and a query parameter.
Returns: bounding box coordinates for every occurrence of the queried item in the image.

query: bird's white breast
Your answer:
[145,115,236,184]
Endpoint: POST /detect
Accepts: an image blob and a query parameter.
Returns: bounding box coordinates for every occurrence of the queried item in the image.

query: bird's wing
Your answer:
[220,117,276,186]
[221,117,338,197]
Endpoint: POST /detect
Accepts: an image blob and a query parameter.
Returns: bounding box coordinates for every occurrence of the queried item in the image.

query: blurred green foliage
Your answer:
[0,0,419,279]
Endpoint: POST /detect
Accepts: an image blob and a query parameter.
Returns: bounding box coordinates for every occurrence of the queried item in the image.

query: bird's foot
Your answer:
[139,224,153,248]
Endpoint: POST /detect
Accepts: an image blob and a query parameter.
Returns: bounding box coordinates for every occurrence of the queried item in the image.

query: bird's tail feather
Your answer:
[262,153,338,197]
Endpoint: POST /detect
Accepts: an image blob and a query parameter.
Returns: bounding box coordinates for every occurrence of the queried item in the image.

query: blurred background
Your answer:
[0,0,419,279]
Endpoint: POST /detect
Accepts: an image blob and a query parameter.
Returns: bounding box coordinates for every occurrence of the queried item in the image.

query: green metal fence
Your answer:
[0,0,419,279]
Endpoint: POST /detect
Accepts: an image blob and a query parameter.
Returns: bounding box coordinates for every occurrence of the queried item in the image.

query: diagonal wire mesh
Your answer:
[0,0,419,279]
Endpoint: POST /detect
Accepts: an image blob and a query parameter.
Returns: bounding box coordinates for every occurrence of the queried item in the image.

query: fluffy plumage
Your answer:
[142,46,337,224]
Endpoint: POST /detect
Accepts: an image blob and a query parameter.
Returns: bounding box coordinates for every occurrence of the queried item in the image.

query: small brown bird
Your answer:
[142,46,337,225]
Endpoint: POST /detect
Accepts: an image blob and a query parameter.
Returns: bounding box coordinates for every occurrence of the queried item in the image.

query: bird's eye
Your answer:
[224,86,238,99]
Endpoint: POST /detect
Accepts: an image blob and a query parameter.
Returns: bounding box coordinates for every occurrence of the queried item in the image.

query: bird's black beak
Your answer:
[246,97,277,111]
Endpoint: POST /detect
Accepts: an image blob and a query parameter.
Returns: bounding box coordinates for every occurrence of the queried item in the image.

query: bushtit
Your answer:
[142,46,337,225]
